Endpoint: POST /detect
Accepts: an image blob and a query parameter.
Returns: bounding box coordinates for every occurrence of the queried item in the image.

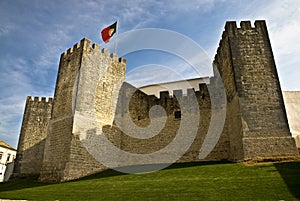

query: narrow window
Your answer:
[174,111,181,119]
[7,154,11,162]
[103,82,107,91]
[201,93,205,99]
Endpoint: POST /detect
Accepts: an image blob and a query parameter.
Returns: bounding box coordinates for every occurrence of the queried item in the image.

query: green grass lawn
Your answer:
[0,161,299,201]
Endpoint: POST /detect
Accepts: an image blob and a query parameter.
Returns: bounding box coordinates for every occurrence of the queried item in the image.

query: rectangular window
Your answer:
[174,111,181,119]
[7,154,11,162]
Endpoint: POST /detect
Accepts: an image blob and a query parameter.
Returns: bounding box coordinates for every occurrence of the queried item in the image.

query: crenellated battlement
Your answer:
[214,20,268,62]
[27,96,53,103]
[224,20,268,35]
[141,80,210,99]
[118,81,211,121]
[60,38,126,64]
[154,82,209,100]
[127,82,211,113]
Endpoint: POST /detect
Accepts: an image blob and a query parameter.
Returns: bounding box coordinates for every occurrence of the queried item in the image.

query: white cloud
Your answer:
[0,55,41,147]
[126,64,180,87]
[166,0,222,12]
[211,0,300,90]
[258,1,300,90]
[269,18,300,62]
[0,23,16,37]
[247,1,300,57]
[34,24,74,69]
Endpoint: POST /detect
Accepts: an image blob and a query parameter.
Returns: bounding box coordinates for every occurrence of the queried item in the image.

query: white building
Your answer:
[139,77,210,98]
[0,140,17,182]
[282,91,300,148]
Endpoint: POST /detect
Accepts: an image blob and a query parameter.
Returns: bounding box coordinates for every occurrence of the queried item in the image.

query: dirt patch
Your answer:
[243,156,300,166]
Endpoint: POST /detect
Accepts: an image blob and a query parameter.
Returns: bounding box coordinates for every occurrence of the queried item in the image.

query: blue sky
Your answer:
[1,0,300,148]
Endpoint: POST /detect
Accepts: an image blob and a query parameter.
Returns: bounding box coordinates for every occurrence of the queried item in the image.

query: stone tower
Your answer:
[39,38,126,182]
[14,96,52,176]
[15,20,299,183]
[214,20,298,161]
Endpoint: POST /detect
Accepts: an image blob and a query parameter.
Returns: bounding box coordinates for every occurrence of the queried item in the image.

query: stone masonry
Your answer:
[39,39,126,182]
[14,96,52,176]
[214,20,298,160]
[15,20,299,182]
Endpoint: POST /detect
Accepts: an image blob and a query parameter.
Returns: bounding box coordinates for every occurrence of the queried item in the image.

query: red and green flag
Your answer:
[101,21,117,43]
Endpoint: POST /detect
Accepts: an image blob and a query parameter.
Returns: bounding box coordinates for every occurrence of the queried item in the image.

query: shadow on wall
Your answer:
[4,162,15,182]
[274,162,300,199]
[14,139,46,177]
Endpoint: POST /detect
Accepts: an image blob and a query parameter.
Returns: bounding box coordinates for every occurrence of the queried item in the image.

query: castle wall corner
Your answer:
[215,20,299,160]
[39,38,126,182]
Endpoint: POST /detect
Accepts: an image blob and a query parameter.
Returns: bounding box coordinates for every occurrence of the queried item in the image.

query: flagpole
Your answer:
[114,18,119,54]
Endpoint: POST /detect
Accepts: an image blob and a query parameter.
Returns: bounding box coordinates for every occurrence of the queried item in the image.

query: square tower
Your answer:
[214,20,298,161]
[39,38,126,182]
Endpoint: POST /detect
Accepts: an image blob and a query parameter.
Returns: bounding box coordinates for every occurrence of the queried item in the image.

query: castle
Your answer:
[14,20,299,182]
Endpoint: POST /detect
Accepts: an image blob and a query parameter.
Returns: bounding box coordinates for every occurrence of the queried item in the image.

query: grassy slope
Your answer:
[0,162,299,201]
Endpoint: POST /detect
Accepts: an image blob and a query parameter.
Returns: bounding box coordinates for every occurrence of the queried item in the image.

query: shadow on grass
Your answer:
[78,160,232,181]
[166,160,232,170]
[0,175,50,192]
[0,161,232,192]
[274,161,300,199]
[77,168,127,181]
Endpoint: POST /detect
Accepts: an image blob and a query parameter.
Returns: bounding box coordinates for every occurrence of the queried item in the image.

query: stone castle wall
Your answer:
[215,21,298,159]
[104,81,229,163]
[14,96,52,176]
[39,39,87,182]
[15,20,299,182]
[39,38,126,182]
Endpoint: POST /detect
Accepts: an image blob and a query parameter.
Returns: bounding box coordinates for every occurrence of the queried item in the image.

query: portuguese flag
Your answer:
[101,21,117,43]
